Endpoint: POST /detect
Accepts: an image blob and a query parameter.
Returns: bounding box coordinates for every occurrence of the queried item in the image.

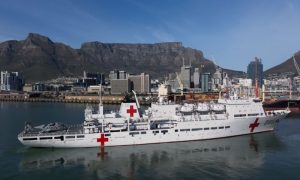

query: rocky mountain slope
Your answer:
[0,33,243,82]
[264,51,300,77]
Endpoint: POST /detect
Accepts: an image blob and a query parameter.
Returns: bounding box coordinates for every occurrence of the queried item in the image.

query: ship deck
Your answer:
[19,124,84,137]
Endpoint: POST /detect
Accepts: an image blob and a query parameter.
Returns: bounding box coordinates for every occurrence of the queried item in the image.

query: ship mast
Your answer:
[99,84,104,116]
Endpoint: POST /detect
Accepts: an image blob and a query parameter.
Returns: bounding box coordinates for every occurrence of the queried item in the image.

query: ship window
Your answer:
[225,126,230,129]
[161,130,168,134]
[204,128,209,130]
[77,135,85,138]
[211,127,217,130]
[218,127,224,129]
[175,129,178,132]
[153,130,159,134]
[180,129,190,132]
[23,137,37,141]
[129,132,139,136]
[66,136,75,139]
[192,128,202,131]
[234,114,246,117]
[40,137,53,140]
[248,113,259,116]
[141,131,146,134]
[105,134,111,136]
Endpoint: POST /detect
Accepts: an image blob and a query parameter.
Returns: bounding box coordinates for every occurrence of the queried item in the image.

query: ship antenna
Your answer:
[100,84,102,106]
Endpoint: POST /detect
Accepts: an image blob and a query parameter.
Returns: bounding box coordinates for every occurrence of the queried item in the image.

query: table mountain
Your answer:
[0,33,243,82]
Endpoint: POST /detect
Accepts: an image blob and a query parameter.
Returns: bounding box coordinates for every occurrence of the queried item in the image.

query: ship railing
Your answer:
[19,129,84,137]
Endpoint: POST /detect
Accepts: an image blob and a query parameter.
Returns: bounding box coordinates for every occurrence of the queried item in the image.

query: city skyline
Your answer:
[1,0,300,72]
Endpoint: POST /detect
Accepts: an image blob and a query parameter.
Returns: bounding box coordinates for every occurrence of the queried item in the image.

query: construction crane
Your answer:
[175,72,184,96]
[293,55,300,76]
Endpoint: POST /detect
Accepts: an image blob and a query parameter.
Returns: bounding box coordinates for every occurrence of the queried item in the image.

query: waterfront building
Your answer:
[180,62,192,89]
[247,57,263,87]
[238,78,253,87]
[119,71,127,79]
[211,68,223,91]
[193,68,200,88]
[109,70,119,80]
[109,70,127,80]
[201,73,210,92]
[110,79,131,94]
[77,71,105,87]
[23,84,33,92]
[293,76,300,92]
[87,85,100,94]
[0,71,24,91]
[128,73,150,94]
[32,83,47,92]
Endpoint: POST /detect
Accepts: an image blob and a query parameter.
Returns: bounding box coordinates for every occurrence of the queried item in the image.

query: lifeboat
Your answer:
[196,103,210,112]
[180,103,194,113]
[211,104,225,111]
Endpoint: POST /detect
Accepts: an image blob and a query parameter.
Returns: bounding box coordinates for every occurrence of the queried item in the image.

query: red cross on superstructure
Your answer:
[127,105,137,117]
[97,133,108,146]
[249,118,260,133]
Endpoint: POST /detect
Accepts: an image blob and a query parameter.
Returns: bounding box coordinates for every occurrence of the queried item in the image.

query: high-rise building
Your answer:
[247,57,263,88]
[211,68,223,91]
[128,73,150,94]
[0,71,24,91]
[119,71,127,79]
[109,70,119,80]
[201,73,210,92]
[109,70,127,80]
[180,61,191,89]
[193,68,200,88]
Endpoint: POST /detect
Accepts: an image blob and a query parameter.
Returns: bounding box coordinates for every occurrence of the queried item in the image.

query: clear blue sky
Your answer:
[1,0,300,72]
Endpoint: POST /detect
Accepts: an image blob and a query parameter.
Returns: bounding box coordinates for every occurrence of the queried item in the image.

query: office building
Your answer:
[180,63,191,89]
[76,71,105,87]
[109,70,119,80]
[193,68,200,88]
[0,71,24,91]
[247,57,263,87]
[128,73,150,94]
[201,73,210,92]
[109,70,127,80]
[110,79,131,94]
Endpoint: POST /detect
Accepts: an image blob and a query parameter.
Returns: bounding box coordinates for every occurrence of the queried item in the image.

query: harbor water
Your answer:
[0,102,300,179]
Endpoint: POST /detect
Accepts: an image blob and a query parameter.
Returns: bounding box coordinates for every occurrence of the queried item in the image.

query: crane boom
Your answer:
[293,56,300,76]
[175,72,184,96]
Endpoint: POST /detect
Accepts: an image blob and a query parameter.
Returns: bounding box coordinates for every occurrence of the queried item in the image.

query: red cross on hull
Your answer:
[249,118,260,133]
[97,133,109,146]
[127,105,137,117]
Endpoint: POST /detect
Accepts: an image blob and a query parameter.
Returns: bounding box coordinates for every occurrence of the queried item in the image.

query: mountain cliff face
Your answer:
[0,33,242,82]
[264,51,300,77]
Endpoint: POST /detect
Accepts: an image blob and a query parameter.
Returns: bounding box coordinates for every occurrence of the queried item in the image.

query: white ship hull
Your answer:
[18,114,286,148]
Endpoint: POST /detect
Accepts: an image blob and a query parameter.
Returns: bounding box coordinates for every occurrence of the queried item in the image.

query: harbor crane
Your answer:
[175,72,184,96]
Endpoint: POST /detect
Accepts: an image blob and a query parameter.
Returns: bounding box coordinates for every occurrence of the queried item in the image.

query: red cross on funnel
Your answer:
[97,133,108,146]
[249,118,260,133]
[127,105,137,117]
